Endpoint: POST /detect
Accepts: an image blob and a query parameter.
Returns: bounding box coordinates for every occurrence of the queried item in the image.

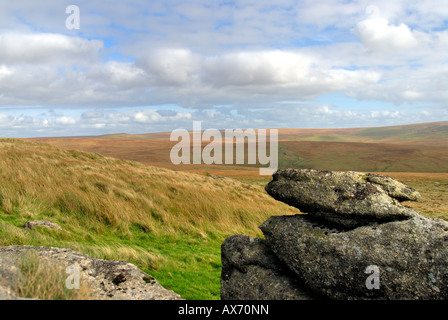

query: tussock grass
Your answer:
[0,139,292,237]
[0,139,299,299]
[15,250,95,300]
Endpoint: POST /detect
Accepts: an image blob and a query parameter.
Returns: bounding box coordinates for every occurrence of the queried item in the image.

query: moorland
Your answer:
[0,121,446,299]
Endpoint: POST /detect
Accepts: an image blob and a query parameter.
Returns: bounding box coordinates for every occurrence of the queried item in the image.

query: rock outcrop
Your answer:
[221,169,448,300]
[0,246,182,300]
[265,169,421,229]
[221,234,315,300]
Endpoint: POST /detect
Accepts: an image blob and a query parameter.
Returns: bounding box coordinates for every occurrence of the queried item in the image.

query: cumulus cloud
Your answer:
[0,42,383,107]
[88,61,148,88]
[203,51,312,86]
[0,32,103,65]
[355,16,419,51]
[54,116,77,125]
[133,48,382,103]
[136,48,200,86]
[0,107,195,137]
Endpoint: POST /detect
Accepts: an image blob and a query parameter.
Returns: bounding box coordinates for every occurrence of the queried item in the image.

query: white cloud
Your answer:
[355,17,419,51]
[136,48,200,85]
[401,90,422,100]
[133,48,382,103]
[0,65,14,77]
[54,116,77,125]
[0,32,102,65]
[88,61,148,88]
[134,111,150,123]
[203,50,313,86]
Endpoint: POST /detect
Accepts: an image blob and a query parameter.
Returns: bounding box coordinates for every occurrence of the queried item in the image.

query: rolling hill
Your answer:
[28,121,448,175]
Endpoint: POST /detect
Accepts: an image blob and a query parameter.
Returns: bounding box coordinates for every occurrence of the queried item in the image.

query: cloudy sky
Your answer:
[0,0,447,137]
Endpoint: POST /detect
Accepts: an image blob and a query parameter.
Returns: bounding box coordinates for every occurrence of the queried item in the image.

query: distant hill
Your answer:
[28,121,448,173]
[278,121,448,143]
[276,122,448,172]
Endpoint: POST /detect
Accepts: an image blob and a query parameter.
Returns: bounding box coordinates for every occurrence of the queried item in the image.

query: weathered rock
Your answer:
[0,246,182,300]
[260,214,448,300]
[221,234,315,300]
[23,220,62,230]
[265,169,420,228]
[364,174,421,202]
[221,169,448,300]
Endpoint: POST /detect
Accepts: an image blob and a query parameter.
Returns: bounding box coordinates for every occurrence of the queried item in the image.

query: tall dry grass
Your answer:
[0,139,299,279]
[0,138,301,299]
[0,139,297,238]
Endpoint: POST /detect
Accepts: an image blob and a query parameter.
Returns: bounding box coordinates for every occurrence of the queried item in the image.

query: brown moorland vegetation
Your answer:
[29,121,448,173]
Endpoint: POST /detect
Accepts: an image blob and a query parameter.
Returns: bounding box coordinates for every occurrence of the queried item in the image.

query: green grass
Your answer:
[0,216,228,299]
[146,234,223,300]
[278,144,306,169]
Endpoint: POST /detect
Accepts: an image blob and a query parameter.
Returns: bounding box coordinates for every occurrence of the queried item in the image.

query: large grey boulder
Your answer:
[260,214,448,300]
[0,246,182,300]
[221,169,447,300]
[265,169,421,228]
[221,234,315,300]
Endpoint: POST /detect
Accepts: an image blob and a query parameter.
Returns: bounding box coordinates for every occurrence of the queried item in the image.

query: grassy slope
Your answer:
[0,139,299,299]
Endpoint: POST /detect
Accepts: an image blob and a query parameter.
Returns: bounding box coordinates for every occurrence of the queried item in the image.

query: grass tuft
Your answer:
[15,250,96,300]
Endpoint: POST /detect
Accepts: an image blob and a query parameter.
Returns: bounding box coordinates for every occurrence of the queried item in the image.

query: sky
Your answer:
[0,0,447,137]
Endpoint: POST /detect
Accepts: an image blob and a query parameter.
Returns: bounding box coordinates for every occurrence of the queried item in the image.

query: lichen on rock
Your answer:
[264,169,421,229]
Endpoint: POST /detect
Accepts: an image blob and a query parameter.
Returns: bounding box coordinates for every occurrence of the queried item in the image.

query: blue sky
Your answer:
[0,0,447,137]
